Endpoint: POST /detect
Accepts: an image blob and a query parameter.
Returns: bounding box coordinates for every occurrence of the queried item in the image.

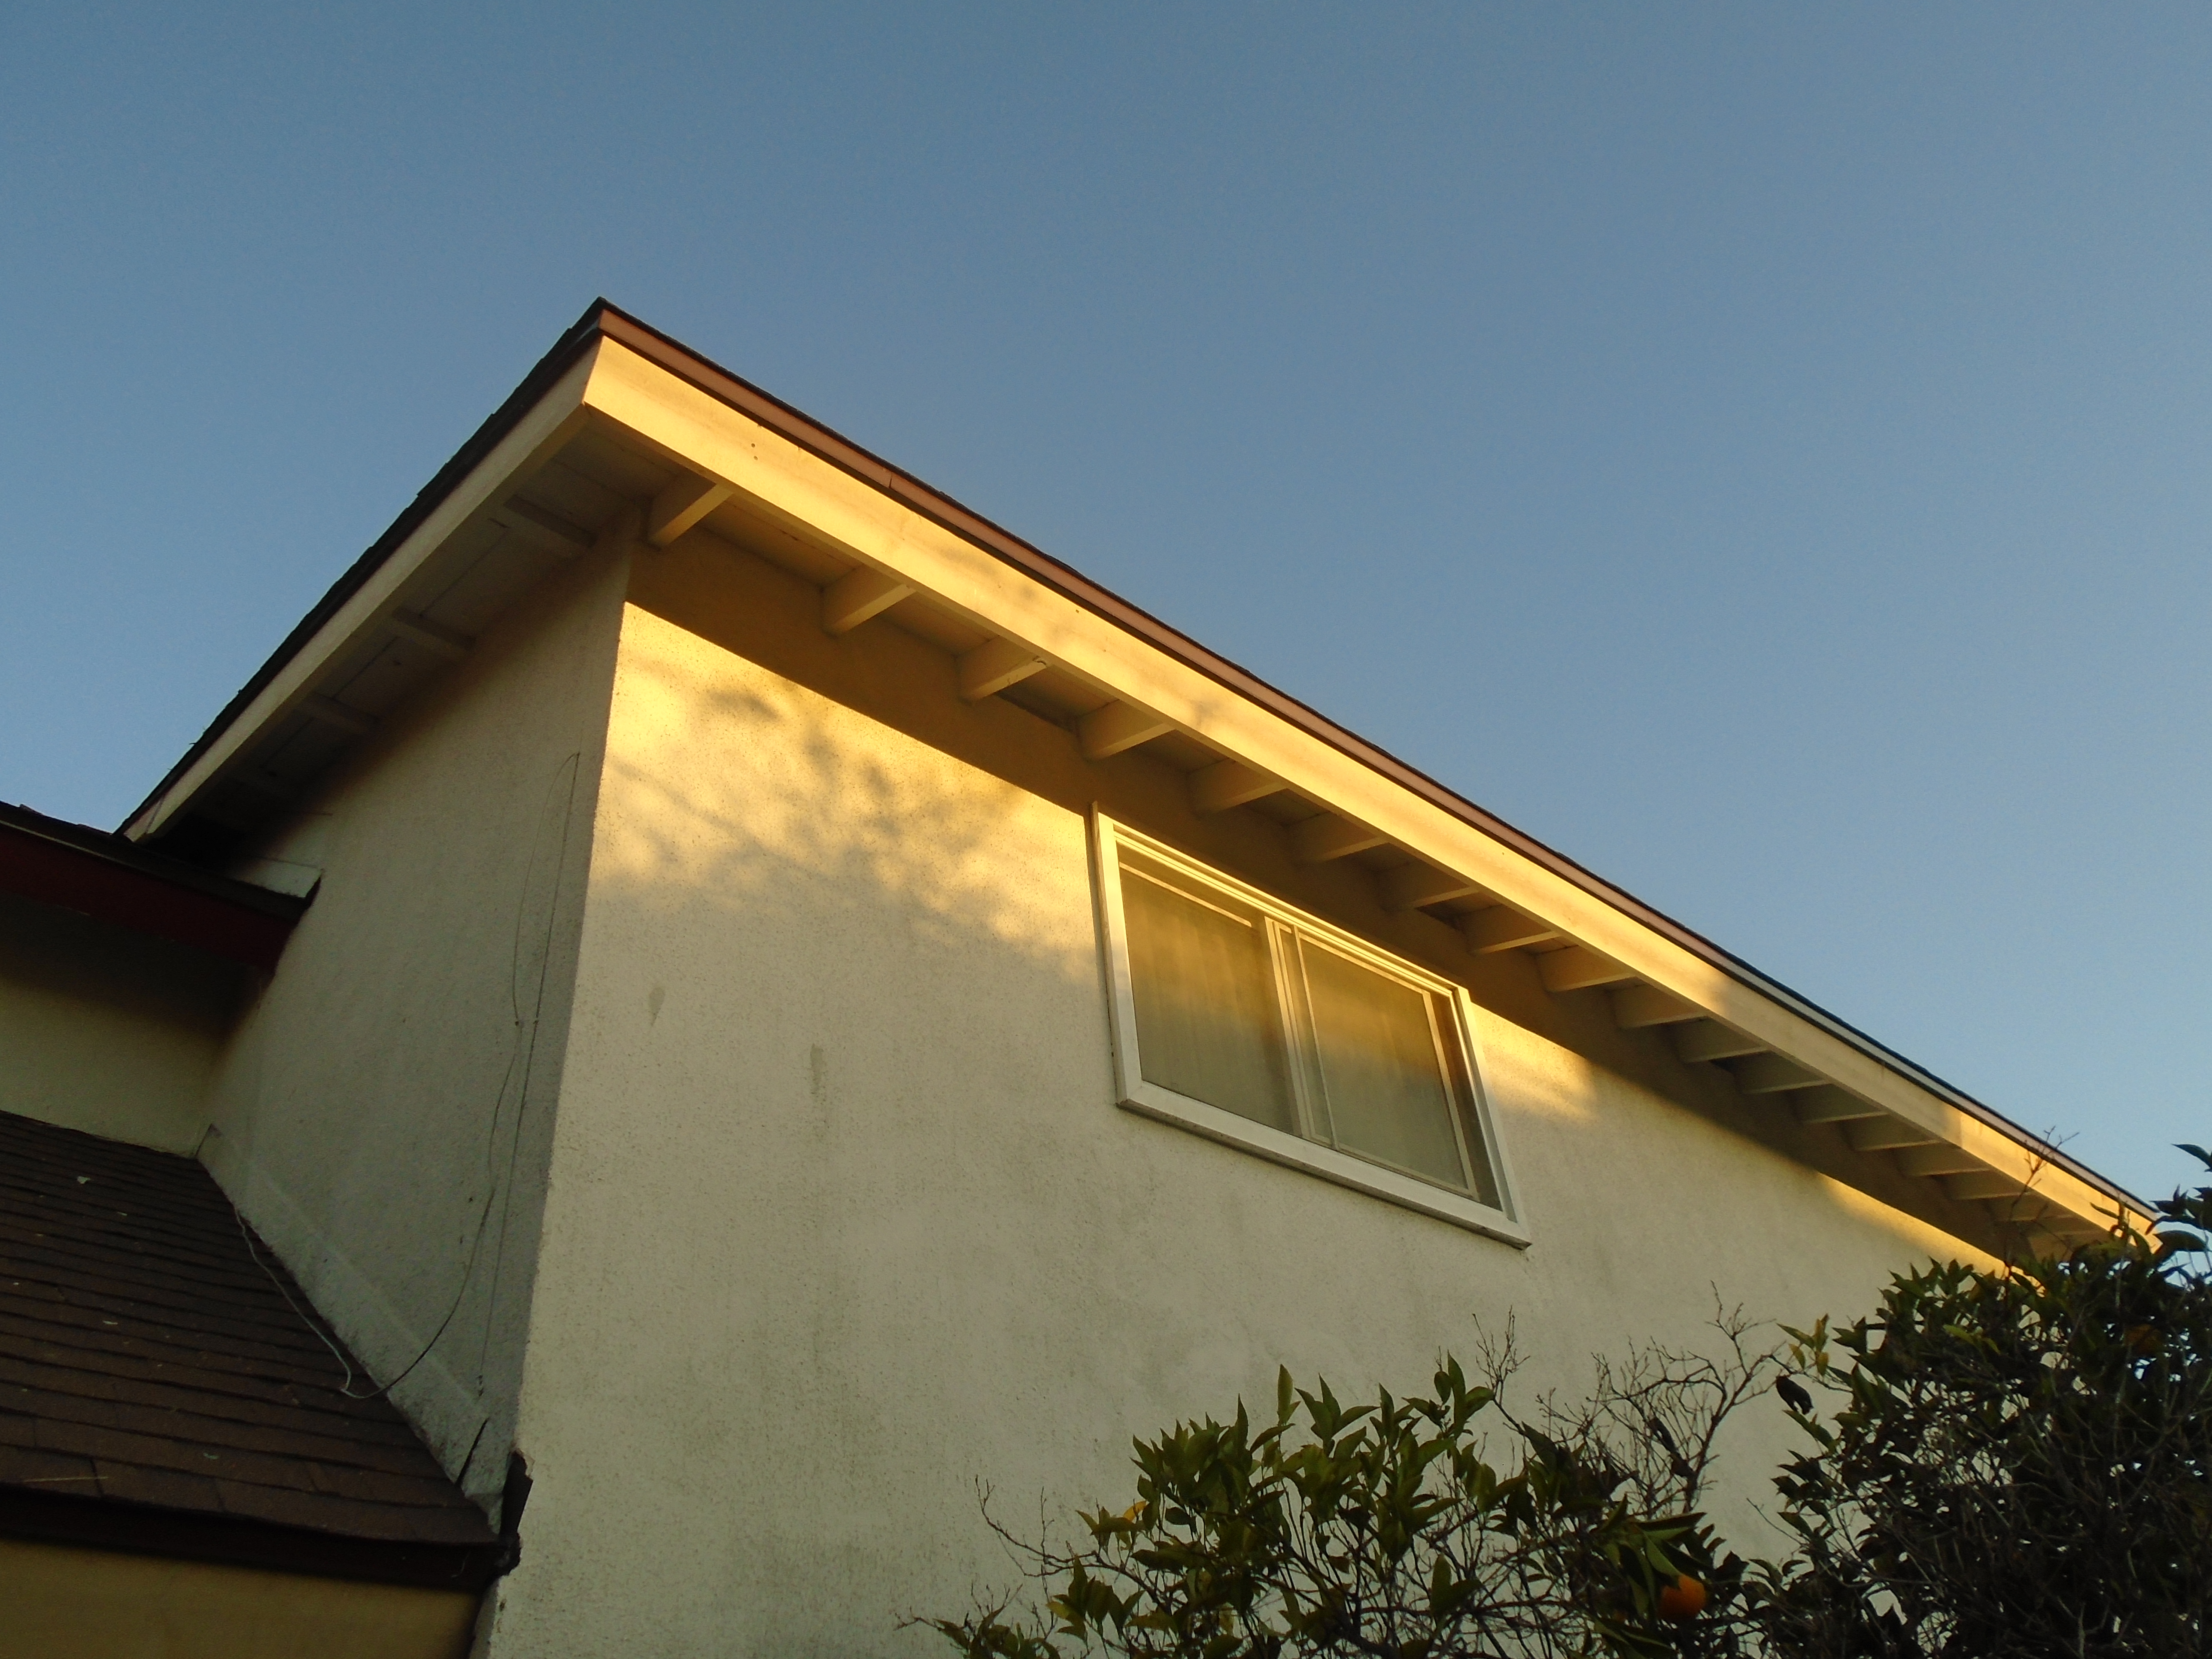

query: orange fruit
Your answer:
[1657,1574,1707,1622]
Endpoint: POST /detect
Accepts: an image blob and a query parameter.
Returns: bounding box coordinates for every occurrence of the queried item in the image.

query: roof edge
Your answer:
[2,802,306,970]
[6,802,304,920]
[120,301,617,839]
[0,1486,507,1592]
[589,306,2149,1221]
[122,300,2149,1219]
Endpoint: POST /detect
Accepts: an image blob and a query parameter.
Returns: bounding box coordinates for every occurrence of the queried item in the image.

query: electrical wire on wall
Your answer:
[475,750,583,1387]
[231,751,583,1407]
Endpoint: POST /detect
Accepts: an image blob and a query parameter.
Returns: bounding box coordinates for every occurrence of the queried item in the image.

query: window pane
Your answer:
[1299,939,1470,1191]
[1120,855,1295,1133]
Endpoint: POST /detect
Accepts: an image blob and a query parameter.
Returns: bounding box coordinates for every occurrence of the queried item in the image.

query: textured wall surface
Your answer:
[483,576,1973,1659]
[0,1537,478,1659]
[0,893,239,1153]
[195,550,630,1509]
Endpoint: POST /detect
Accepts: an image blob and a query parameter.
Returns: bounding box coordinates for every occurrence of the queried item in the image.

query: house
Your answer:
[0,301,2143,1657]
[0,806,507,1656]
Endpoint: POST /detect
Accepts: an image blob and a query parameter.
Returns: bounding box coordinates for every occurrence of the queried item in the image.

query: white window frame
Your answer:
[1092,813,1528,1246]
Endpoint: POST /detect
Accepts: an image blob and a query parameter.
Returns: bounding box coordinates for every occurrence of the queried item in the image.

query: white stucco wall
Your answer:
[0,893,239,1153]
[486,596,1972,1659]
[197,550,630,1507]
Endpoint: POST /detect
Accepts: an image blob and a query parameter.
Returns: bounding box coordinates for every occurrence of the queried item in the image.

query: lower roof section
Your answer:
[0,1111,506,1590]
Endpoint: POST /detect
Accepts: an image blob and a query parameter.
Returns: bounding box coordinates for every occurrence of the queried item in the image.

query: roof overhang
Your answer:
[122,301,2151,1248]
[1,802,305,971]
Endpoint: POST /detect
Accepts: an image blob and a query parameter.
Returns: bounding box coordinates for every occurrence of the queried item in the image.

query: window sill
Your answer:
[1118,1083,1531,1249]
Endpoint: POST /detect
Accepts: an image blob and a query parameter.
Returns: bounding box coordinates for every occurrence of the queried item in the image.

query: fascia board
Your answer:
[581,337,2142,1234]
[123,346,605,841]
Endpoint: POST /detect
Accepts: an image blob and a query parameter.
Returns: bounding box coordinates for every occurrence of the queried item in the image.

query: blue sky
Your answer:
[3,6,2206,1203]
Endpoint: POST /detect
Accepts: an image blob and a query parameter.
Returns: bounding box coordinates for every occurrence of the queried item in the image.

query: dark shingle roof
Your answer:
[0,1109,506,1587]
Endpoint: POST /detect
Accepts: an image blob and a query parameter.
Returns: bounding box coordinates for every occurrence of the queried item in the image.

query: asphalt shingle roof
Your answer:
[0,1109,503,1586]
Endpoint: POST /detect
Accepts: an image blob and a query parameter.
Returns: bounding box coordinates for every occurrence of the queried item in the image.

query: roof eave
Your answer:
[121,301,2151,1229]
[120,301,616,841]
[0,1487,510,1592]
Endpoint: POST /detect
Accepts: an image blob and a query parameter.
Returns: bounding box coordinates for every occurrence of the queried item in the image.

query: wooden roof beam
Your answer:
[2017,1221,2082,1257]
[1674,1021,1768,1063]
[1848,1116,1943,1152]
[1897,1143,1988,1178]
[958,638,1047,701]
[1080,702,1175,759]
[1539,947,1635,993]
[1732,1053,1826,1094]
[387,610,472,663]
[226,769,299,802]
[2044,1211,2116,1242]
[1190,759,1285,814]
[1792,1086,1883,1124]
[646,472,734,547]
[1945,1169,2029,1202]
[1988,1193,2066,1230]
[1379,863,1487,912]
[822,566,915,635]
[1293,814,1391,864]
[299,695,377,737]
[1612,982,1702,1028]
[1461,906,1559,954]
[501,495,595,556]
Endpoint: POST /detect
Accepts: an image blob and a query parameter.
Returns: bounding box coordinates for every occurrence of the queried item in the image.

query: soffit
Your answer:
[120,303,2147,1247]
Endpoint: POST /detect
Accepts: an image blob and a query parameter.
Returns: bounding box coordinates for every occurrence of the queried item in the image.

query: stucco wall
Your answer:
[0,893,240,1153]
[0,1537,478,1659]
[197,549,629,1509]
[486,576,1976,1659]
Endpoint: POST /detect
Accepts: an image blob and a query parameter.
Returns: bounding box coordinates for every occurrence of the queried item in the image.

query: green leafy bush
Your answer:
[924,1153,2212,1659]
[921,1321,1778,1659]
[1758,1149,2212,1657]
